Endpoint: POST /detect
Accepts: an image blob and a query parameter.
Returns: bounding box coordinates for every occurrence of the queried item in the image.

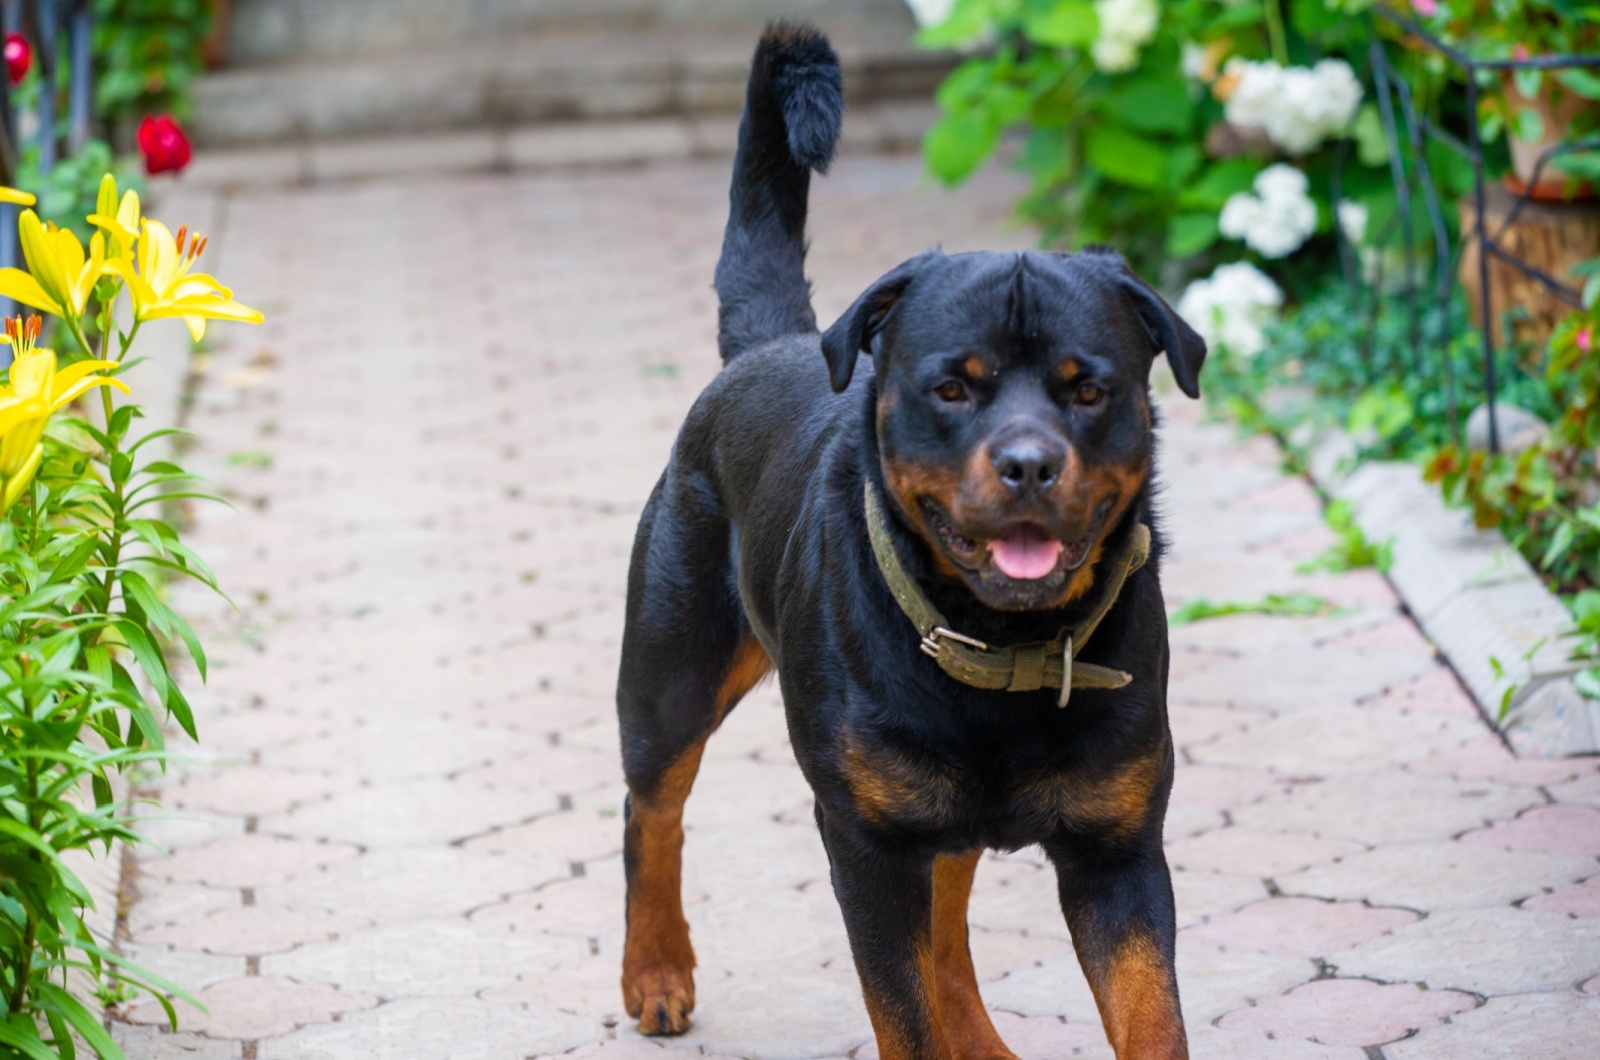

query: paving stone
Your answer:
[1172,646,1435,714]
[968,927,1076,983]
[263,918,584,997]
[1184,896,1418,958]
[1386,991,1600,1060]
[1232,769,1542,845]
[1166,701,1263,747]
[135,809,247,853]
[1176,944,1319,1025]
[1169,613,1379,655]
[1335,907,1600,995]
[111,1023,242,1058]
[1282,839,1598,910]
[1549,768,1600,808]
[533,1042,742,1060]
[857,1011,1111,1059]
[482,954,629,1019]
[1522,874,1600,917]
[1193,705,1481,775]
[263,718,543,782]
[258,847,565,921]
[1358,666,1481,718]
[127,880,239,937]
[1169,763,1288,813]
[455,743,625,797]
[1460,804,1600,856]
[146,834,361,888]
[117,943,249,994]
[1217,977,1475,1047]
[165,767,358,816]
[462,808,625,865]
[1171,870,1271,929]
[139,907,372,955]
[263,777,550,847]
[193,709,360,753]
[471,877,702,948]
[125,976,378,1039]
[1321,616,1435,655]
[1165,827,1366,878]
[694,887,853,969]
[258,996,598,1059]
[1408,733,1600,786]
[1185,1024,1367,1059]
[643,967,873,1059]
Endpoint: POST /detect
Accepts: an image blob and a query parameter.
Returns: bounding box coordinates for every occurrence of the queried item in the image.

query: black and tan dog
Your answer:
[616,23,1203,1060]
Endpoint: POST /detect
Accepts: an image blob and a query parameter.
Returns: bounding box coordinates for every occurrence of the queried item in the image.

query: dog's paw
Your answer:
[623,965,695,1036]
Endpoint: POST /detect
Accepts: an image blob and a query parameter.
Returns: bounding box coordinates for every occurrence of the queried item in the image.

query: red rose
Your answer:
[137,114,193,175]
[4,33,30,86]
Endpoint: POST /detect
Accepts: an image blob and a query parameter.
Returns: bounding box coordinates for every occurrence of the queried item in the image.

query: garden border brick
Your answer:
[1302,430,1599,758]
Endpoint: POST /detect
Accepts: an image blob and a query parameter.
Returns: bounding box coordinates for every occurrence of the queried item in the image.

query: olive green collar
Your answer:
[864,483,1150,707]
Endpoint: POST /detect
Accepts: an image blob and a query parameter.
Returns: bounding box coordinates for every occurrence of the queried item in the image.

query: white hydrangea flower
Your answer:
[1218,163,1318,259]
[903,0,956,27]
[1337,201,1368,245]
[1223,58,1363,155]
[1092,35,1141,74]
[1092,0,1159,74]
[1176,262,1284,359]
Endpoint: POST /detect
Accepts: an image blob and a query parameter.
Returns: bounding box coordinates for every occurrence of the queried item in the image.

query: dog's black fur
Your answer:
[616,24,1202,1059]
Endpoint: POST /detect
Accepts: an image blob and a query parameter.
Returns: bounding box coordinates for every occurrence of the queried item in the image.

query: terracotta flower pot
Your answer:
[1503,73,1597,202]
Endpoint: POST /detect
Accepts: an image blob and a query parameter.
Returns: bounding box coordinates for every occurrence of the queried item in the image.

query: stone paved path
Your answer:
[111,152,1600,1059]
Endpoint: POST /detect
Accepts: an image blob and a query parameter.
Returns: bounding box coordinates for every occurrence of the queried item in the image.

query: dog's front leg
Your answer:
[1046,836,1187,1060]
[819,809,951,1060]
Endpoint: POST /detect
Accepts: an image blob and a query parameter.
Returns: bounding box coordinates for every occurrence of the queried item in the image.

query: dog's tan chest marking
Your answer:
[839,729,966,829]
[1005,753,1162,837]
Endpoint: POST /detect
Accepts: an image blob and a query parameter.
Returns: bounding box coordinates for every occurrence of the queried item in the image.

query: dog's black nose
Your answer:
[993,439,1064,496]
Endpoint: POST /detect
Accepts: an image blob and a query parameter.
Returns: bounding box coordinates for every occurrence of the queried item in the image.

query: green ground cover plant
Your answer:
[0,173,260,1059]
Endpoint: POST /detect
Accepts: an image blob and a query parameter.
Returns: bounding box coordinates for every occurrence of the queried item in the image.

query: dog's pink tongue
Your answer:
[989,525,1063,580]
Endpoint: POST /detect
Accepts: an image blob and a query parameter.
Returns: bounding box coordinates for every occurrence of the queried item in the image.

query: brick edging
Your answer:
[1302,429,1599,758]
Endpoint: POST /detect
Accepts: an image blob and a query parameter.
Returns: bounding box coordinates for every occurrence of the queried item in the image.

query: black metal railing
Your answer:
[1337,4,1600,453]
[0,0,95,344]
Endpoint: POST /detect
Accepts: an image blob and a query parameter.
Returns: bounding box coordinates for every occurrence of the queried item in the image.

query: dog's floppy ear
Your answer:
[1085,248,1207,399]
[820,251,937,393]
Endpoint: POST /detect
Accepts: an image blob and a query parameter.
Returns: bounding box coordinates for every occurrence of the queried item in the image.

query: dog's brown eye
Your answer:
[935,380,969,404]
[1077,383,1106,407]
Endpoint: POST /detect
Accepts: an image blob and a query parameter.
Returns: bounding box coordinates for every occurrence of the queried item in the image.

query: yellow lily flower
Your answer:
[0,210,107,326]
[0,186,36,207]
[0,317,129,513]
[112,218,264,341]
[86,173,141,256]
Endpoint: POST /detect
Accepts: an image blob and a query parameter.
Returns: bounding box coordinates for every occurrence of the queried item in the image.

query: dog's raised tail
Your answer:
[714,24,843,364]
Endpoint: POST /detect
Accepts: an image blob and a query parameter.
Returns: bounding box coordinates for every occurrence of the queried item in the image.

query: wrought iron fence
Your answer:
[1338,4,1600,454]
[0,0,95,343]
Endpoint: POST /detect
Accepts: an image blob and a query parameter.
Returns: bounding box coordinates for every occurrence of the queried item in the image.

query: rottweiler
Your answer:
[616,23,1204,1060]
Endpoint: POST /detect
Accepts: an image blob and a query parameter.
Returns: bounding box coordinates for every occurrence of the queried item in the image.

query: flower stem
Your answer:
[8,697,38,1016]
[1264,0,1289,66]
[94,320,139,620]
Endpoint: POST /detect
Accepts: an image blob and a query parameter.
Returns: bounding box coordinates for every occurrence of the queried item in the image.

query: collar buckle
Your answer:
[920,625,990,658]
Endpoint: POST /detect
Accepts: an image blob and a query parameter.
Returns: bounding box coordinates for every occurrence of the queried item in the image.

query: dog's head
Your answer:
[823,248,1205,612]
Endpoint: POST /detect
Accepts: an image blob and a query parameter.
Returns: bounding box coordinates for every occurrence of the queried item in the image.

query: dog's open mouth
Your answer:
[925,504,1102,582]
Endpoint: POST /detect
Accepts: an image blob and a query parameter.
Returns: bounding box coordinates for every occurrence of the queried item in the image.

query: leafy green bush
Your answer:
[0,173,261,1058]
[915,0,1417,276]
[92,0,212,130]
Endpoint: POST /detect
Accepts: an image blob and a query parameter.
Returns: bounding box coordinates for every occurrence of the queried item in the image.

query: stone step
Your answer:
[177,101,939,188]
[226,0,917,65]
[196,17,944,148]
